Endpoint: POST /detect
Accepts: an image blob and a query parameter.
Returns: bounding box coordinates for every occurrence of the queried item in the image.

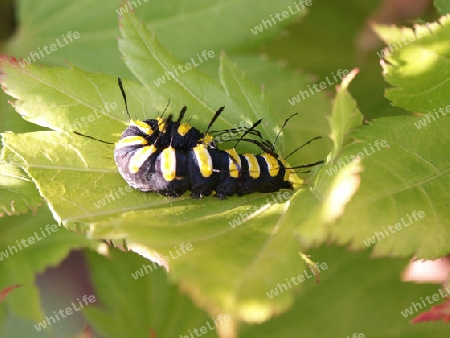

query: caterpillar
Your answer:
[114,78,323,199]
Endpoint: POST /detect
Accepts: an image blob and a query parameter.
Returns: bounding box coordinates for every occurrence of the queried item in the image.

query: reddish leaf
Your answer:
[412,297,450,323]
[0,284,21,302]
[74,325,92,338]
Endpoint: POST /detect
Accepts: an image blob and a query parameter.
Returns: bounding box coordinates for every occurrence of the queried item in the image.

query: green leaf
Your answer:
[138,0,310,59]
[375,15,450,113]
[1,124,317,322]
[341,16,450,258]
[118,10,278,140]
[0,6,376,329]
[241,245,450,338]
[4,0,122,75]
[0,91,42,134]
[0,131,122,224]
[288,70,363,245]
[84,248,220,338]
[261,0,407,119]
[0,9,332,324]
[435,0,450,15]
[0,207,96,323]
[327,69,364,161]
[0,161,42,216]
[4,0,309,77]
[222,56,332,164]
[328,114,450,258]
[218,53,279,139]
[0,56,140,139]
[0,1,448,337]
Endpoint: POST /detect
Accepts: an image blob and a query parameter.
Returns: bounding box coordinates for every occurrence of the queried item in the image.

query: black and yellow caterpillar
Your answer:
[113,78,322,199]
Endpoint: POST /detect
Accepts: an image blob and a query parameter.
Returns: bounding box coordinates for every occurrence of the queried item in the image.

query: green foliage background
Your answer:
[0,0,449,337]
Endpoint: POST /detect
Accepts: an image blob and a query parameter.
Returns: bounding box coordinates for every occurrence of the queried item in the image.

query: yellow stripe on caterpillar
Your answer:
[129,145,157,173]
[193,144,213,178]
[226,149,241,178]
[115,135,147,149]
[262,154,280,177]
[161,146,177,181]
[130,120,154,135]
[244,154,260,179]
